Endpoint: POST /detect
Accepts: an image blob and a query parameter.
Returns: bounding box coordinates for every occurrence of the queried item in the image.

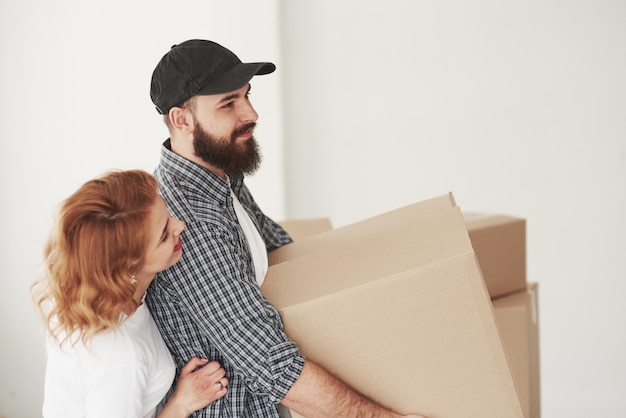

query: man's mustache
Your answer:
[231,122,257,140]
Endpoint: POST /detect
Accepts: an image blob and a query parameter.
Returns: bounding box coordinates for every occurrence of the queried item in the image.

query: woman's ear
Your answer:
[169,107,194,134]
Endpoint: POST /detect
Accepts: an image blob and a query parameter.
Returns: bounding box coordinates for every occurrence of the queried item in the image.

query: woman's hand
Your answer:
[158,357,228,418]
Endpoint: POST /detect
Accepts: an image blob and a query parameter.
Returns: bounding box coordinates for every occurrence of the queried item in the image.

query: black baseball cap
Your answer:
[150,39,276,114]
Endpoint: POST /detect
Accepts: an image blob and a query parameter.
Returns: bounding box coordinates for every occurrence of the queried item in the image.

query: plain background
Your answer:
[1,1,624,417]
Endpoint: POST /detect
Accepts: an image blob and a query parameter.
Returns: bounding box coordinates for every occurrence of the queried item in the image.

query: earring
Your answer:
[130,275,138,285]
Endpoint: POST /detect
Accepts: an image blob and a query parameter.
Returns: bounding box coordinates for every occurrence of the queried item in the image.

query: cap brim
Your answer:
[196,62,276,96]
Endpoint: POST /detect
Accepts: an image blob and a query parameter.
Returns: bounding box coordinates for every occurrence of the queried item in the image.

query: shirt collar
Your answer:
[160,139,245,198]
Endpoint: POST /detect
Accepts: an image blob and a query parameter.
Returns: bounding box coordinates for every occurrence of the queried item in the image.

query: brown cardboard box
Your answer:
[263,194,523,418]
[269,193,465,266]
[493,283,541,418]
[278,214,526,298]
[278,218,332,242]
[464,213,527,299]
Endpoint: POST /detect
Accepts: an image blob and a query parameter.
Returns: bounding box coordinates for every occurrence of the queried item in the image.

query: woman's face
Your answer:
[136,196,185,280]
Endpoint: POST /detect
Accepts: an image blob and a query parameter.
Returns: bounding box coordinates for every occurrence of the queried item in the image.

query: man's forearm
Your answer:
[281,359,402,418]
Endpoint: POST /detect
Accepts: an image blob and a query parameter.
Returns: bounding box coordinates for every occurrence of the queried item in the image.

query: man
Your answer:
[146,39,427,418]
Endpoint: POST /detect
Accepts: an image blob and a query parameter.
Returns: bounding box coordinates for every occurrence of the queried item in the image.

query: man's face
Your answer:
[191,83,262,177]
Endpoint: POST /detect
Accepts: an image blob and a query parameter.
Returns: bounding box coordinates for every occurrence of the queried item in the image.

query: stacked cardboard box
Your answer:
[278,217,333,242]
[463,213,527,299]
[267,194,524,417]
[492,283,540,418]
[463,213,540,418]
[280,210,541,418]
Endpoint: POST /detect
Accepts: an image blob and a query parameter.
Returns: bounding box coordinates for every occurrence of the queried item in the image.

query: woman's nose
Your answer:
[172,218,185,235]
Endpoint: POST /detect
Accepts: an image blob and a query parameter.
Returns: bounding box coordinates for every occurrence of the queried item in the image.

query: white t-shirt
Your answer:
[230,186,268,286]
[42,303,176,418]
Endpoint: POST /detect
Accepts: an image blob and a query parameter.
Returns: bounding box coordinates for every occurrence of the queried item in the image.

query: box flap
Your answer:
[264,205,472,309]
[269,193,456,266]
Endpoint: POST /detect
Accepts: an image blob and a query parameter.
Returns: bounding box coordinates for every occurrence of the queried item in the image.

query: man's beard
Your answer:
[192,121,262,178]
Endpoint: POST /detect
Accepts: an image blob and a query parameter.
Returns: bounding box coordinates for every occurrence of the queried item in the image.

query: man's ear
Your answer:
[169,107,194,134]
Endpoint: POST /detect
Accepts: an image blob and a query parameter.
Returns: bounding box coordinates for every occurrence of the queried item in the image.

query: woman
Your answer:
[31,169,228,418]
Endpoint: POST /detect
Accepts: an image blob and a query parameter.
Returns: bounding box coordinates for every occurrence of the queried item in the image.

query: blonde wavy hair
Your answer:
[31,169,159,345]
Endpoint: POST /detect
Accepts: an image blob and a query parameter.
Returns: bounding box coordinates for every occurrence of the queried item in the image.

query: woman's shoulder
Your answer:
[51,306,157,369]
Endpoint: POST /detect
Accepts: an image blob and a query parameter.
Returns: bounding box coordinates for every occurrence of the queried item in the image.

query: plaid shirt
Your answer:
[146,140,303,417]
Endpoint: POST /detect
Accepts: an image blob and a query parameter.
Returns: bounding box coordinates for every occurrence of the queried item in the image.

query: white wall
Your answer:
[280,1,626,417]
[0,1,282,417]
[1,1,625,417]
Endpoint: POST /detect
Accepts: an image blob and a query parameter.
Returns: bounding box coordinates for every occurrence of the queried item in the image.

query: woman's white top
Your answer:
[42,303,175,418]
